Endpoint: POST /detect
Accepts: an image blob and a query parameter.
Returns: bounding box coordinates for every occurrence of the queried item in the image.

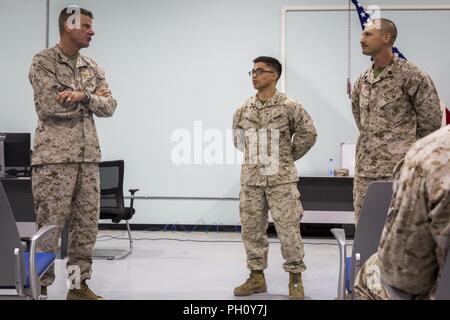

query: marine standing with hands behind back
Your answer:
[28,6,117,300]
[232,56,317,299]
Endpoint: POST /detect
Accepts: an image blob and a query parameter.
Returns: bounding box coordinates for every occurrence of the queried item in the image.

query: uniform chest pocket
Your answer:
[56,74,75,92]
[240,112,259,129]
[266,110,289,129]
[377,89,404,110]
[55,70,75,90]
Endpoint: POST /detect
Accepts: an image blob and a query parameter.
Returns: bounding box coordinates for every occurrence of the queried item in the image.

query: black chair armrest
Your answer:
[129,189,139,195]
[21,237,31,251]
[128,189,139,210]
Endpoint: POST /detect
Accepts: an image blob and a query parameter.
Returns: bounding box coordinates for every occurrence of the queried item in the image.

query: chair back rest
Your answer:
[0,182,24,287]
[436,250,450,300]
[1,179,35,222]
[350,181,393,289]
[99,160,125,209]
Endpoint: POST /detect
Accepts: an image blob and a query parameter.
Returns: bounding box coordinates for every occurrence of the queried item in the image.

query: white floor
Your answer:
[47,230,353,300]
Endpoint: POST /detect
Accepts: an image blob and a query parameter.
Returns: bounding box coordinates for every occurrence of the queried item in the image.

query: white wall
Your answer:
[1,0,449,226]
[0,0,46,132]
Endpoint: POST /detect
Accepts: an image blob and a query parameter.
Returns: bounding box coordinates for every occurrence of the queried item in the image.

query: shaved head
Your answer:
[370,18,397,45]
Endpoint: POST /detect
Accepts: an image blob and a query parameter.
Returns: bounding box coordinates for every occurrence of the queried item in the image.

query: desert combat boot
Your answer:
[233,270,267,296]
[66,280,104,300]
[289,272,305,300]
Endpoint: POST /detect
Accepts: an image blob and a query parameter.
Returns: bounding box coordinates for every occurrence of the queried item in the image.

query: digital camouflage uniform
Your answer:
[232,91,317,273]
[29,45,117,286]
[351,57,442,223]
[353,125,450,300]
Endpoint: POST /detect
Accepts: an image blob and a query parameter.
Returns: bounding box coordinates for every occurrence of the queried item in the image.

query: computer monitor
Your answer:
[0,133,31,177]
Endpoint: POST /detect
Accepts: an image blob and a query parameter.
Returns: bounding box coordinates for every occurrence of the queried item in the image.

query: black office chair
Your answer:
[331,181,393,299]
[94,160,139,260]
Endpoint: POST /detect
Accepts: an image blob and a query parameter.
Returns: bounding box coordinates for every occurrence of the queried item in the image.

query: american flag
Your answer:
[446,107,450,125]
[351,0,407,60]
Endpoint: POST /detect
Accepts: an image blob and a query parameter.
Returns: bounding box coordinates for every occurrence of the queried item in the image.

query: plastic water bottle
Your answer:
[328,158,334,177]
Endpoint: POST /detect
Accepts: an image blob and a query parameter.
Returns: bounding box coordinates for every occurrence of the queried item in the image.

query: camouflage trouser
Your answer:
[32,163,100,287]
[239,183,306,273]
[353,253,391,300]
[353,176,391,224]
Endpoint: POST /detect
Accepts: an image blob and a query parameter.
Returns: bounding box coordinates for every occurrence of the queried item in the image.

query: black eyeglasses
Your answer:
[248,69,275,77]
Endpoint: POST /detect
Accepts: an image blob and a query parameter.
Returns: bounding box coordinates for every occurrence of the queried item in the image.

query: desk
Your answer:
[266,176,355,225]
[298,176,354,224]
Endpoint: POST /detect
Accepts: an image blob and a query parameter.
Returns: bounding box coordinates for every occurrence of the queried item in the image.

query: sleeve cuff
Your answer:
[83,90,92,105]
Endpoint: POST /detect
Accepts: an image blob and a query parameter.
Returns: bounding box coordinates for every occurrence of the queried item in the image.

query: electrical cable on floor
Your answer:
[98,222,241,234]
[96,220,353,245]
[96,233,346,246]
